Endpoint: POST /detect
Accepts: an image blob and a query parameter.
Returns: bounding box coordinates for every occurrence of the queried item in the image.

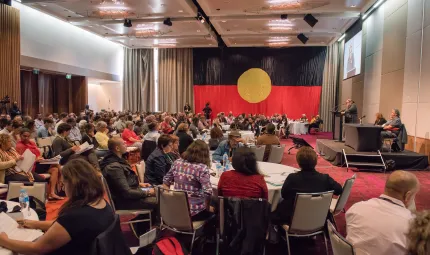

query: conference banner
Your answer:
[193,47,327,119]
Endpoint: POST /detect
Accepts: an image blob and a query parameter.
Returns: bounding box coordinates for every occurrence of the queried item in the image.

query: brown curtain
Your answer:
[20,71,39,118]
[123,48,155,112]
[38,73,54,116]
[0,5,20,108]
[158,48,193,113]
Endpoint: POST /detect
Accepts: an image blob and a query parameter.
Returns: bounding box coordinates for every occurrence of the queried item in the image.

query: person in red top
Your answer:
[218,147,268,200]
[15,128,64,200]
[122,121,143,149]
[161,116,174,134]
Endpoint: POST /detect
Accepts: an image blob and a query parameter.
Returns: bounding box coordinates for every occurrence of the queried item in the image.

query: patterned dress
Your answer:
[163,158,212,216]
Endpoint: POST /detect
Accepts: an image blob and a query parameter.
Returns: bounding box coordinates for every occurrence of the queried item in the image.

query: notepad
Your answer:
[16,149,36,173]
[39,155,61,165]
[0,213,43,242]
[75,142,94,154]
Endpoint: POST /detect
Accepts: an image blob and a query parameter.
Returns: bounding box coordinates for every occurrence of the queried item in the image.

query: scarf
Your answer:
[0,147,34,181]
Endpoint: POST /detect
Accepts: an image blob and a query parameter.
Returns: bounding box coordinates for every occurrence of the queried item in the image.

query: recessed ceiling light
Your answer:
[197,30,201,32]
[222,20,227,23]
[178,10,183,13]
[351,5,356,7]
[42,4,47,7]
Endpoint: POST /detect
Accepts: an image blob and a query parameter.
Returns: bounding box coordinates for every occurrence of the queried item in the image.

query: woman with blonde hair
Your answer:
[0,159,114,255]
[163,140,213,221]
[408,210,430,255]
[374,113,387,126]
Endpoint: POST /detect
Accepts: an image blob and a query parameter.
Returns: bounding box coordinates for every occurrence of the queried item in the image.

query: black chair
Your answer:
[91,214,132,255]
[141,140,157,161]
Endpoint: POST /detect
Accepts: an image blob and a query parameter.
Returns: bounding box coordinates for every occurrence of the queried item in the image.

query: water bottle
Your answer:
[202,133,207,141]
[215,162,223,177]
[19,189,31,216]
[222,152,228,166]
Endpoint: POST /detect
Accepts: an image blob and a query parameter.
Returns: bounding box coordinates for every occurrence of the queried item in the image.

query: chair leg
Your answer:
[323,232,329,255]
[286,233,291,255]
[328,213,338,231]
[190,231,197,255]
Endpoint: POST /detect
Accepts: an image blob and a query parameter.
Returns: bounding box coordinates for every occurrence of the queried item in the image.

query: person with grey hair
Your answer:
[94,121,109,150]
[122,121,143,149]
[381,109,402,139]
[341,99,358,123]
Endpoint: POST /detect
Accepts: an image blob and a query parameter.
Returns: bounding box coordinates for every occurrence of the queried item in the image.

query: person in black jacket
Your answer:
[202,102,212,120]
[176,123,194,155]
[144,134,173,186]
[100,137,155,211]
[9,101,21,120]
[184,103,192,114]
[271,146,343,225]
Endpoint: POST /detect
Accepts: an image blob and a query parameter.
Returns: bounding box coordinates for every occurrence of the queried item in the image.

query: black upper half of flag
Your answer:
[193,47,327,86]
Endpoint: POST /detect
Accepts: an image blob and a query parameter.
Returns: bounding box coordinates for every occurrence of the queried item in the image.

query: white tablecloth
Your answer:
[288,122,309,135]
[221,125,230,131]
[209,162,300,211]
[0,200,39,255]
[224,131,255,143]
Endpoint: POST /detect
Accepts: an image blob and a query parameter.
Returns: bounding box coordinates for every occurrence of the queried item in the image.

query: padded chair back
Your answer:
[157,187,193,232]
[135,161,146,183]
[289,191,333,234]
[327,220,355,255]
[6,182,47,203]
[37,137,53,147]
[100,176,116,212]
[91,214,132,255]
[333,174,356,215]
[141,140,157,161]
[250,145,265,162]
[267,144,286,164]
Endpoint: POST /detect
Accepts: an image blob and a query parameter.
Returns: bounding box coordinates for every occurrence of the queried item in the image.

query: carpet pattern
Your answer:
[45,132,430,254]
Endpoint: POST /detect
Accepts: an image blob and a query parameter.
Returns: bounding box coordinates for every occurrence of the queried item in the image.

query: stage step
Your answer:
[342,149,387,173]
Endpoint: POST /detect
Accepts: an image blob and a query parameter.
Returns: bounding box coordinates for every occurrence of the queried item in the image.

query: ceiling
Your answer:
[20,0,375,48]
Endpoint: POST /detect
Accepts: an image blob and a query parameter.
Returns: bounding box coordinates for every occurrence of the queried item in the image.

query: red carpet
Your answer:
[45,133,430,254]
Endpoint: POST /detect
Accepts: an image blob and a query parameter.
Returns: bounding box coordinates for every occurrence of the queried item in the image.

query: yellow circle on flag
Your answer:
[237,68,272,103]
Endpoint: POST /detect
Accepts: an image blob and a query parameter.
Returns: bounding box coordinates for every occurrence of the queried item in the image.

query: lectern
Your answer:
[331,111,343,142]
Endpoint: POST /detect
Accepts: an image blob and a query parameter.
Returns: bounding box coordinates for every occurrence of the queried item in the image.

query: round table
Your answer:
[221,124,230,131]
[209,162,300,211]
[225,131,255,143]
[0,200,39,255]
[288,122,309,135]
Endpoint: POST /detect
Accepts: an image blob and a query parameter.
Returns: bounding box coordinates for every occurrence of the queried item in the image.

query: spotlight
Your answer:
[297,33,308,44]
[123,19,132,28]
[280,14,288,20]
[197,13,205,24]
[303,14,318,27]
[163,18,172,26]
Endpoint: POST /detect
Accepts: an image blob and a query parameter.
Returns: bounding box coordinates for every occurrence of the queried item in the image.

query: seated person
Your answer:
[0,159,114,255]
[81,123,107,158]
[94,121,109,150]
[53,123,99,169]
[374,112,387,126]
[167,135,181,161]
[100,138,156,210]
[208,126,226,151]
[300,114,308,122]
[256,123,281,162]
[163,140,213,221]
[307,115,323,133]
[0,120,12,135]
[144,134,173,186]
[271,146,342,225]
[346,171,419,255]
[212,131,245,162]
[143,122,160,143]
[407,210,430,255]
[161,116,174,134]
[37,118,54,138]
[10,120,22,148]
[381,109,402,138]
[66,118,81,143]
[122,121,143,149]
[189,117,200,138]
[218,147,268,199]
[0,134,45,184]
[175,123,194,155]
[16,129,63,200]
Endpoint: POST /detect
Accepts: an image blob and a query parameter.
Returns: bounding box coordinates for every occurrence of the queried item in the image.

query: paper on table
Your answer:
[0,213,43,242]
[39,155,61,165]
[264,174,287,186]
[16,149,36,173]
[75,142,94,155]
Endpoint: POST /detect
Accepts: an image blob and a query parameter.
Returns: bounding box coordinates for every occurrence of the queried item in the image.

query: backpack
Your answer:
[152,237,189,255]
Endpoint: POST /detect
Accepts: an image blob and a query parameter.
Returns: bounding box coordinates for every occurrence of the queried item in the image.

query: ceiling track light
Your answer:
[123,18,132,27]
[297,33,309,44]
[280,14,288,20]
[362,0,386,20]
[303,14,318,27]
[163,18,172,26]
[197,13,205,24]
[337,34,346,42]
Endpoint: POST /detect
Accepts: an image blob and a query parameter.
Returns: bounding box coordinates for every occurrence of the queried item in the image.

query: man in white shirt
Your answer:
[346,170,419,255]
[54,112,69,133]
[34,113,44,130]
[0,120,12,135]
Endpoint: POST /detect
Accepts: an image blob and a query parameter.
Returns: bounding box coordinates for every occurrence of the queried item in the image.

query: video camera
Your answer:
[0,96,10,105]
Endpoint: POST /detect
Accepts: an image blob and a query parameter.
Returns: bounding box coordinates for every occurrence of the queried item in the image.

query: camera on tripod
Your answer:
[0,96,10,105]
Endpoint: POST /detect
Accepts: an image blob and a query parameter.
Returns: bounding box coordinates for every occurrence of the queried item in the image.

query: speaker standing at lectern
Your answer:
[341,99,358,123]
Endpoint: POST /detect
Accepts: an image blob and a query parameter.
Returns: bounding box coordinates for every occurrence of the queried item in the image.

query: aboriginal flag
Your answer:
[193,47,327,119]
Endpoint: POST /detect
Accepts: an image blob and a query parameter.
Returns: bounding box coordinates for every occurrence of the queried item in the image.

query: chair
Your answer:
[135,160,146,183]
[268,144,286,164]
[91,214,133,255]
[329,174,356,230]
[141,140,157,162]
[282,191,334,255]
[327,220,355,255]
[6,182,47,203]
[36,137,53,158]
[100,176,152,238]
[250,145,265,162]
[157,187,213,253]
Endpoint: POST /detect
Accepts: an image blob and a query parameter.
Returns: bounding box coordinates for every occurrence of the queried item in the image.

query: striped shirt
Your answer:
[163,159,212,216]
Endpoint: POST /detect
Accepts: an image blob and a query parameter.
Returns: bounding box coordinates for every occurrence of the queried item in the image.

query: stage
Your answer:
[316,139,429,170]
